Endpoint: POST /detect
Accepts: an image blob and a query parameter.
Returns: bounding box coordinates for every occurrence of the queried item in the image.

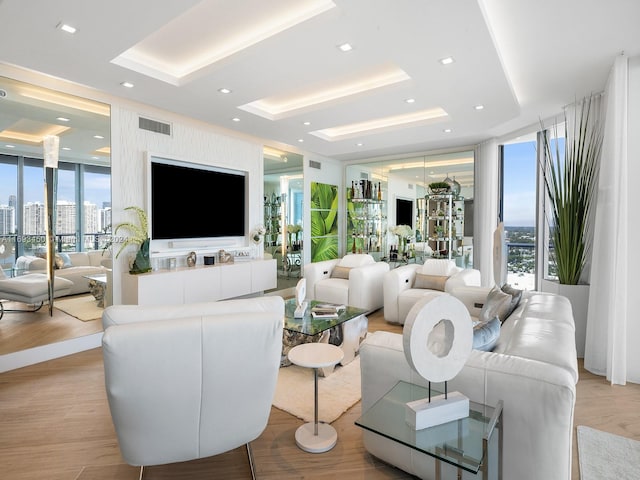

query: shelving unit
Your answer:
[425,193,464,260]
[264,194,281,249]
[347,198,386,260]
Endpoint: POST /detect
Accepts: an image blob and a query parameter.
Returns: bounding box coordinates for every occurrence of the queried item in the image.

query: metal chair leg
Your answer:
[246,442,257,480]
[138,465,144,480]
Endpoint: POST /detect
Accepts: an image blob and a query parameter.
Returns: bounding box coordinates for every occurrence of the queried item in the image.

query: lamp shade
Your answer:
[43,135,59,168]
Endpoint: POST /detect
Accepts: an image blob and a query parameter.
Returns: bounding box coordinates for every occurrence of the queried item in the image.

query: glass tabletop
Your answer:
[283,298,367,336]
[355,381,501,474]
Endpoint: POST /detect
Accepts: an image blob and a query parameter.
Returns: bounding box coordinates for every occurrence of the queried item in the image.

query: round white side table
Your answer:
[287,342,344,453]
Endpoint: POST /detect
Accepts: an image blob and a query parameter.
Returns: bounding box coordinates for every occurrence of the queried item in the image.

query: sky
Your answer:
[503,140,538,227]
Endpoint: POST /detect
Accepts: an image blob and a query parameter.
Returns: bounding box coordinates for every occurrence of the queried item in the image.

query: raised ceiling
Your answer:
[0,0,638,163]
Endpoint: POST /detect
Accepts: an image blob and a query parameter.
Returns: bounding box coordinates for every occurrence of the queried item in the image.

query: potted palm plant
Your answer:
[540,95,603,356]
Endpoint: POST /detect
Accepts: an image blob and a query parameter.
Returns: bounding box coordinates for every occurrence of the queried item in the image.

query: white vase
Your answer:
[540,279,589,358]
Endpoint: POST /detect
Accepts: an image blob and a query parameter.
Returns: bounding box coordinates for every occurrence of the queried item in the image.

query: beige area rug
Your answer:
[577,425,640,480]
[272,357,361,424]
[55,295,103,321]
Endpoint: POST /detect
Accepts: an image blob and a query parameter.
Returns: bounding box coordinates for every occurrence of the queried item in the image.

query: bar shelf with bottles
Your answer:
[425,193,464,260]
[346,179,386,260]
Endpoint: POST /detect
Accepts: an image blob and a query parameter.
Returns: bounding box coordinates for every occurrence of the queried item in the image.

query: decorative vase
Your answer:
[130,238,152,274]
[398,237,406,258]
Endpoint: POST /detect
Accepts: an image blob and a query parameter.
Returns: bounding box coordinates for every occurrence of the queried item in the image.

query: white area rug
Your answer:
[272,357,361,424]
[577,425,640,480]
[55,295,103,321]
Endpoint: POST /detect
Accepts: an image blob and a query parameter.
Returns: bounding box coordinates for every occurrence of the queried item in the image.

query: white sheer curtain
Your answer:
[584,55,629,384]
[474,139,499,287]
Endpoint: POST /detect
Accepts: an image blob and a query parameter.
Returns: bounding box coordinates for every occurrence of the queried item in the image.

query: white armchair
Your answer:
[304,254,390,312]
[101,296,284,479]
[383,258,481,324]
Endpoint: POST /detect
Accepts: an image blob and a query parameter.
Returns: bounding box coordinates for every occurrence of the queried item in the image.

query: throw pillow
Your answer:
[330,266,351,279]
[501,283,523,312]
[57,252,73,268]
[421,258,456,276]
[478,286,513,324]
[413,273,448,291]
[473,316,501,351]
[54,254,64,269]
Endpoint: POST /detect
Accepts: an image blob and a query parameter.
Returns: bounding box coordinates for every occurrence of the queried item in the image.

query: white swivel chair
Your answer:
[101,296,285,479]
[303,253,390,312]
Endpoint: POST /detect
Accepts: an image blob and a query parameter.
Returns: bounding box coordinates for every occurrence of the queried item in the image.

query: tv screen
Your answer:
[149,159,246,240]
[396,198,413,227]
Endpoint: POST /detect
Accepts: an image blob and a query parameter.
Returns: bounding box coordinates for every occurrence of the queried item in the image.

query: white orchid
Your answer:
[389,224,413,239]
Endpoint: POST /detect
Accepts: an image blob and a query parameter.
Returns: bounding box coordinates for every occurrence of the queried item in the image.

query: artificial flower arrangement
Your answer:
[250,225,266,245]
[389,224,413,239]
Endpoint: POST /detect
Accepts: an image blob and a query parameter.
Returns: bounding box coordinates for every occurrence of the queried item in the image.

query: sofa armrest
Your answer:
[449,285,492,318]
[303,259,340,302]
[444,267,481,293]
[348,262,390,312]
[382,264,421,324]
[15,255,46,271]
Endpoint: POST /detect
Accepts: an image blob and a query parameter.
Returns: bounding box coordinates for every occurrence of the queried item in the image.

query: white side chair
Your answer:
[101,296,284,479]
[303,254,390,312]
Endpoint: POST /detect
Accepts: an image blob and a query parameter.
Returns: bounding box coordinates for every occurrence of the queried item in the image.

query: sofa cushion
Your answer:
[420,258,456,276]
[54,253,73,269]
[473,316,500,351]
[479,286,514,324]
[338,254,375,268]
[330,265,351,279]
[501,283,523,312]
[413,273,448,291]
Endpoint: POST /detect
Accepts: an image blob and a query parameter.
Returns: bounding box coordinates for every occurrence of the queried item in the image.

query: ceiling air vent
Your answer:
[309,160,321,170]
[360,172,369,179]
[139,116,171,136]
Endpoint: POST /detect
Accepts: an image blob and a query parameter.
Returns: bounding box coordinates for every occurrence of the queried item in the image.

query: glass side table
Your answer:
[355,381,503,479]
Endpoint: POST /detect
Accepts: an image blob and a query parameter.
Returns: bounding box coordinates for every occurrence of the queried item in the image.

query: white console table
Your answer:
[121,258,277,305]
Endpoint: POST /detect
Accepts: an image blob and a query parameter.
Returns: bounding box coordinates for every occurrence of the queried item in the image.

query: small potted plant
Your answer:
[428,182,451,195]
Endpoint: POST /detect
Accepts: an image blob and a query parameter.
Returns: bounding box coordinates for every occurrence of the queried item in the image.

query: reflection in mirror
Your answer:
[346,150,474,268]
[263,146,303,294]
[0,76,111,356]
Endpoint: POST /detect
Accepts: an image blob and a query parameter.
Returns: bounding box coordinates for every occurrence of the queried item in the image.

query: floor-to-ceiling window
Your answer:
[501,138,537,290]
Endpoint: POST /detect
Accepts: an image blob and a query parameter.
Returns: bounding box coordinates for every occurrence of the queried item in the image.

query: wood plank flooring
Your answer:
[1,308,639,479]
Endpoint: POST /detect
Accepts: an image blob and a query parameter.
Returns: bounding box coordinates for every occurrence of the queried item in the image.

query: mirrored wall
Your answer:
[0,76,111,356]
[345,150,474,267]
[263,146,303,293]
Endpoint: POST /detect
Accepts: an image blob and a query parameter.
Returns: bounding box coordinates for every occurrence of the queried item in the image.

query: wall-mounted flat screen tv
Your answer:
[148,157,246,240]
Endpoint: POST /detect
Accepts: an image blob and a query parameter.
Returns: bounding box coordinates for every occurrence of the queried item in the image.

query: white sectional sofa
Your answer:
[360,286,578,480]
[16,251,111,296]
[383,258,481,324]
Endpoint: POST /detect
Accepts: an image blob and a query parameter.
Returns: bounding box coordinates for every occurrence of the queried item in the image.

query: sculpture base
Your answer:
[405,391,469,430]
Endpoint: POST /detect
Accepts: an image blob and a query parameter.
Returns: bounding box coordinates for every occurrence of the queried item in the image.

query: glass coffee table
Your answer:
[282,299,368,373]
[83,274,107,307]
[356,381,503,479]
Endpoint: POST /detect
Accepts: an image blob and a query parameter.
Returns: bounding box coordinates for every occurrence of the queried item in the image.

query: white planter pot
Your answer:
[540,279,589,358]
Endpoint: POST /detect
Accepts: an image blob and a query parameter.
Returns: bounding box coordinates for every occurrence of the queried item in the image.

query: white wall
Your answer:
[110,105,264,304]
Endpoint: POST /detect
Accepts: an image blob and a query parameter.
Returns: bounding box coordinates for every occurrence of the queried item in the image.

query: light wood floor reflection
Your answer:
[0,296,102,355]
[1,309,639,479]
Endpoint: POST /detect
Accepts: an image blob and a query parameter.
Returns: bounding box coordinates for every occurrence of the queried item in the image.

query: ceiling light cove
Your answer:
[238,67,411,120]
[111,0,336,86]
[309,107,448,141]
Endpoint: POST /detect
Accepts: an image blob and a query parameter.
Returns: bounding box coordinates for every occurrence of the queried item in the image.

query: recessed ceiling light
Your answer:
[57,23,76,34]
[474,104,484,110]
[337,43,353,52]
[297,138,304,143]
[232,117,240,122]
[303,121,311,126]
[56,117,70,122]
[62,147,71,151]
[218,88,232,94]
[443,128,452,133]
[92,156,99,160]
[440,56,454,65]
[356,142,364,146]
[93,135,104,139]
[405,98,415,104]
[5,144,15,148]
[120,81,134,88]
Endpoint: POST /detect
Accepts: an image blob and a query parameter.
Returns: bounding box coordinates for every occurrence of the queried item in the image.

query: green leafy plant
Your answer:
[428,181,450,190]
[310,182,339,261]
[113,206,151,274]
[541,96,603,285]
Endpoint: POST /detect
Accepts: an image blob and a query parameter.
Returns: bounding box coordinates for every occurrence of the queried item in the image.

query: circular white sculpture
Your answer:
[296,278,306,307]
[403,293,473,383]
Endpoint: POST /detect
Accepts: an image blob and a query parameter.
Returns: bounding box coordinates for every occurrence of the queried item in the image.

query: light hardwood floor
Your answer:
[1,308,639,479]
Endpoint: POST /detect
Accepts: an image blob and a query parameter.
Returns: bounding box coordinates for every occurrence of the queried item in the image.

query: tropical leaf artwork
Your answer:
[310,182,339,262]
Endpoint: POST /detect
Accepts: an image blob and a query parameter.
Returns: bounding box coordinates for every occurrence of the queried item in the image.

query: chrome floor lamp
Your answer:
[43,135,59,316]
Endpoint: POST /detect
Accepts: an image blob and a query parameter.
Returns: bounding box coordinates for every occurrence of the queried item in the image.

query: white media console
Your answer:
[121,258,277,305]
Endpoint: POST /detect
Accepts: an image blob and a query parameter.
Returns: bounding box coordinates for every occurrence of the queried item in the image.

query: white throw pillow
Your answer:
[339,254,374,268]
[421,258,456,276]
